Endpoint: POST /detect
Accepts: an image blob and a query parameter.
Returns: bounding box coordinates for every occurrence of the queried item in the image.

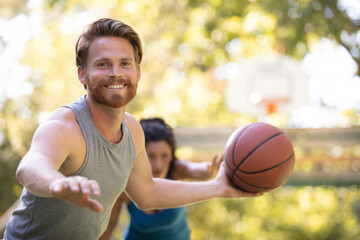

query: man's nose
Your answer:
[108,65,122,78]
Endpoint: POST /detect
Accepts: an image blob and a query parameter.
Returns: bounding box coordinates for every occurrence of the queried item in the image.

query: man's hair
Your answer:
[75,18,143,68]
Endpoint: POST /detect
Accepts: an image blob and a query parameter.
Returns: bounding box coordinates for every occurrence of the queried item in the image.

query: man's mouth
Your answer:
[106,84,125,89]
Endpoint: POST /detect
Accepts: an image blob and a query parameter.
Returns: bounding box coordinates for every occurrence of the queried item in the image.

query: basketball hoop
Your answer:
[261,98,289,115]
[249,92,289,115]
[224,55,308,116]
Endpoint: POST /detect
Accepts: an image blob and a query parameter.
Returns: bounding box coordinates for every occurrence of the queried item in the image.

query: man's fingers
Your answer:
[51,180,68,194]
[69,177,81,192]
[89,180,101,196]
[234,188,263,197]
[79,178,90,195]
[88,198,103,213]
[72,176,98,195]
[51,177,101,197]
[49,177,103,213]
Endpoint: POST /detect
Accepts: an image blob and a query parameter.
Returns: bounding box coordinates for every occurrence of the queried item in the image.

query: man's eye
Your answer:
[97,62,108,67]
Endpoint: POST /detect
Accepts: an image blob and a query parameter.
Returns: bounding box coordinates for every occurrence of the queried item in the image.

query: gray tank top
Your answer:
[4,95,136,240]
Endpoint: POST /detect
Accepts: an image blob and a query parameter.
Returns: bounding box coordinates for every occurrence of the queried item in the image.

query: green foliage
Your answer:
[187,186,360,240]
[0,138,22,214]
[0,94,41,213]
[111,186,360,239]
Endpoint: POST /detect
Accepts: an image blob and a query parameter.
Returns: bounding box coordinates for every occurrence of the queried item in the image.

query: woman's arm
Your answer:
[172,155,223,180]
[99,193,128,240]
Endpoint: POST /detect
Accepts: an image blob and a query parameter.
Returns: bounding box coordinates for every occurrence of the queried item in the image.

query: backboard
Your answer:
[224,55,309,115]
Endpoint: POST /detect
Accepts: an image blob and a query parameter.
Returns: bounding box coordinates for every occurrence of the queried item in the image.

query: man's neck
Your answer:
[85,96,126,144]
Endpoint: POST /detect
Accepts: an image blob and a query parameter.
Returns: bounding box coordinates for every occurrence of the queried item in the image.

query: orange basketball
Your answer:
[224,122,295,193]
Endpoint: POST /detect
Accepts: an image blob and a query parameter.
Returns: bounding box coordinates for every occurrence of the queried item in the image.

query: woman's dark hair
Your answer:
[140,118,177,176]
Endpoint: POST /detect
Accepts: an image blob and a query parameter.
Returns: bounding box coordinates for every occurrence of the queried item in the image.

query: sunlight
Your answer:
[301,38,359,110]
[0,14,34,100]
[288,38,360,128]
[339,0,360,20]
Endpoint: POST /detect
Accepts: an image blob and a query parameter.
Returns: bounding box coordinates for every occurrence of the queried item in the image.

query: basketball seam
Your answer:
[231,132,284,182]
[233,151,295,191]
[230,123,258,181]
[225,123,255,181]
[231,123,255,167]
[238,151,295,174]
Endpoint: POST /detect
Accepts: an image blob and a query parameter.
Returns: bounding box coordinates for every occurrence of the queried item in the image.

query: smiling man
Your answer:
[80,36,140,109]
[4,18,260,240]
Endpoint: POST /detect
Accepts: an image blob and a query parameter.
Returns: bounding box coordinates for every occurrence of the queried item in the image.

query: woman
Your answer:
[100,118,222,240]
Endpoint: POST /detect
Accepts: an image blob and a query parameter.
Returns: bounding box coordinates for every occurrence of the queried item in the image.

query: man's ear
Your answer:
[78,66,87,85]
[136,65,141,83]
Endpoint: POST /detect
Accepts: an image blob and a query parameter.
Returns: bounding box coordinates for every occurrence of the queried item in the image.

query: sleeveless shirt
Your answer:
[123,175,190,240]
[4,95,136,240]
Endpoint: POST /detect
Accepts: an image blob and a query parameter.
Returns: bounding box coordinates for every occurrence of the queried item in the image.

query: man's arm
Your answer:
[16,119,73,197]
[124,115,261,210]
[16,108,103,212]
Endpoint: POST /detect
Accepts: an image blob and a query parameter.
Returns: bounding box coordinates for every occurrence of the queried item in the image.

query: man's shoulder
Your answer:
[123,112,144,153]
[48,107,77,125]
[124,112,136,121]
[35,107,78,138]
[124,112,141,130]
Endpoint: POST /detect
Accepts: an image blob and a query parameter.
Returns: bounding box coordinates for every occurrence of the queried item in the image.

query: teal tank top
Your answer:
[4,95,136,240]
[123,175,190,240]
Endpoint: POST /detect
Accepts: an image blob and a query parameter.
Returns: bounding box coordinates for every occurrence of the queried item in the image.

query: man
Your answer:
[4,18,260,240]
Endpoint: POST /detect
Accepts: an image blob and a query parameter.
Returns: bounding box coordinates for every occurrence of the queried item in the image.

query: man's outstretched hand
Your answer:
[50,176,103,213]
[214,161,263,198]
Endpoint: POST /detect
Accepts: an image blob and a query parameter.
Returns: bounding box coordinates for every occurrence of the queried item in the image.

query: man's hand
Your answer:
[214,161,263,198]
[49,176,103,213]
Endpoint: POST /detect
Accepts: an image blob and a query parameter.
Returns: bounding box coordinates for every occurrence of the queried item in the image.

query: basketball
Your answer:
[224,122,295,193]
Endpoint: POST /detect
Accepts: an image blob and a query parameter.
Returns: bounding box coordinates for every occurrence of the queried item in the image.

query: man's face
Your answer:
[78,36,141,108]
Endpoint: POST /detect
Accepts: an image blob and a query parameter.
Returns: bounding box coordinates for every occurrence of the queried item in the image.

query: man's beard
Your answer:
[87,78,138,108]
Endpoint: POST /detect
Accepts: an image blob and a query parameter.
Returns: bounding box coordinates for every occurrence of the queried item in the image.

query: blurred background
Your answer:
[0,0,359,239]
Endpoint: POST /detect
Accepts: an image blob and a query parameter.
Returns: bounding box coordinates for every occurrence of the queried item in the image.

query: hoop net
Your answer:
[259,98,289,115]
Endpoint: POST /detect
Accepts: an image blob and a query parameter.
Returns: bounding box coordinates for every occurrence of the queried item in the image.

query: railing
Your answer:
[174,126,360,186]
[174,126,360,148]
